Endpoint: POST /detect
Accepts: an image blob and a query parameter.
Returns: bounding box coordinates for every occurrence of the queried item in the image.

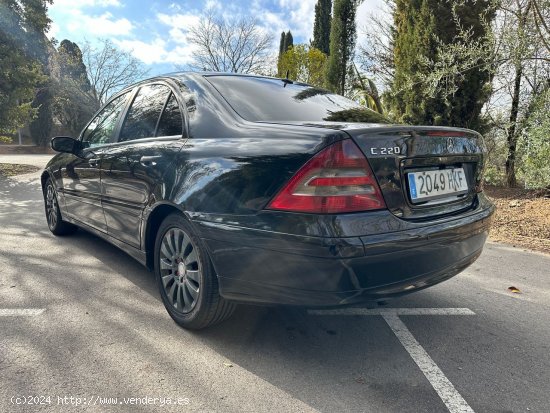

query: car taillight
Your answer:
[266,139,386,213]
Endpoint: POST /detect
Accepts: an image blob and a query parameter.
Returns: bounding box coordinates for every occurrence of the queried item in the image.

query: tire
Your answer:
[154,213,236,329]
[43,178,78,236]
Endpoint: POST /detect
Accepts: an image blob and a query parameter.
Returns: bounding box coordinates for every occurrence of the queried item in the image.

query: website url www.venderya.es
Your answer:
[11,395,190,407]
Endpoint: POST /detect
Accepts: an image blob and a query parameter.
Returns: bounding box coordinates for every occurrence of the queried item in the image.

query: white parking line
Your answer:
[0,309,45,316]
[308,307,475,316]
[308,308,475,413]
[382,313,474,413]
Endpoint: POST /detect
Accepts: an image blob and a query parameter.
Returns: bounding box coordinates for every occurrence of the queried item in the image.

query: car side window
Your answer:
[81,92,129,147]
[119,84,171,142]
[156,92,183,137]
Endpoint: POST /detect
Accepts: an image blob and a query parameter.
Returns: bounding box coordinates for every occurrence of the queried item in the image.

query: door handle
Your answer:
[140,155,162,167]
[88,158,100,168]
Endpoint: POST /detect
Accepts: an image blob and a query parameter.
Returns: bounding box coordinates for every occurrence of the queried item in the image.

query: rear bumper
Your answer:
[196,200,495,306]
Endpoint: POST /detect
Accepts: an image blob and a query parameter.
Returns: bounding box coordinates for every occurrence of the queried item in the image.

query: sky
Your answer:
[47,0,387,76]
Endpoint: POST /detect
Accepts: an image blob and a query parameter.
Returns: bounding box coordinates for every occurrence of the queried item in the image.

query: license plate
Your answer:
[408,168,468,202]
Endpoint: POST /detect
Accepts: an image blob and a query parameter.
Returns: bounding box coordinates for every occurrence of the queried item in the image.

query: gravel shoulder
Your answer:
[485,185,550,255]
[0,164,41,177]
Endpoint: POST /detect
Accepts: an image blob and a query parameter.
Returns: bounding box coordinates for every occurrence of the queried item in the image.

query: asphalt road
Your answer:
[1,155,549,413]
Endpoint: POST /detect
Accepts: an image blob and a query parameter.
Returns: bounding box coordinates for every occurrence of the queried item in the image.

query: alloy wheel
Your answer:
[45,184,58,230]
[159,228,201,313]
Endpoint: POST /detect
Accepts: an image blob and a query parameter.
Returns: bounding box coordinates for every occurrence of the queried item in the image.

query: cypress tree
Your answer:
[389,0,495,129]
[285,31,294,52]
[58,40,89,83]
[312,0,332,55]
[325,0,357,95]
[278,31,286,57]
[278,31,294,76]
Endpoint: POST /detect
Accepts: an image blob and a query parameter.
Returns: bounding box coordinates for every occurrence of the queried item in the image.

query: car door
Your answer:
[100,82,186,248]
[60,92,131,232]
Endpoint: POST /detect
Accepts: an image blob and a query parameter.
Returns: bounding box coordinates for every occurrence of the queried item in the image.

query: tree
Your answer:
[357,0,396,89]
[358,0,549,187]
[52,40,99,136]
[82,38,149,105]
[20,0,55,147]
[325,0,358,95]
[278,31,286,72]
[278,30,295,76]
[284,31,294,53]
[28,40,54,147]
[518,86,550,189]
[188,12,272,74]
[0,1,41,141]
[387,0,495,131]
[312,0,332,55]
[409,0,548,187]
[28,78,53,147]
[531,0,550,54]
[279,32,286,56]
[495,0,550,186]
[279,44,327,86]
[0,0,52,144]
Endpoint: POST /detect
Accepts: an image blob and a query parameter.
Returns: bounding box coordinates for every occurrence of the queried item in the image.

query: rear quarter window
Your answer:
[156,92,184,137]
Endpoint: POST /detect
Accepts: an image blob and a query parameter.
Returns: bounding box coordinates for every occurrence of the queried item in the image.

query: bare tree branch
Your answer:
[187,12,273,74]
[81,38,149,105]
[531,0,550,53]
[356,0,396,88]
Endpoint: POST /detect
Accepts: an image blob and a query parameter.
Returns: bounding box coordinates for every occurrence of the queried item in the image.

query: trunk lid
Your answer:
[342,125,485,220]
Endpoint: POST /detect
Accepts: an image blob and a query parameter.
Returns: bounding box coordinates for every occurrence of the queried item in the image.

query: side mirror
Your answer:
[51,136,82,155]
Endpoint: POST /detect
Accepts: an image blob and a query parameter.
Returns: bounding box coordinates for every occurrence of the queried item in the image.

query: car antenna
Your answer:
[282,70,293,87]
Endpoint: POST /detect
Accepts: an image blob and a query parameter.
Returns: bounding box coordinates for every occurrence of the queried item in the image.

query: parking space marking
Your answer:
[382,313,473,413]
[308,307,475,316]
[308,308,475,413]
[0,309,45,316]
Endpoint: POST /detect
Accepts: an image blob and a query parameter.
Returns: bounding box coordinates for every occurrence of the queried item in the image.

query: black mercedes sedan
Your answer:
[42,72,495,329]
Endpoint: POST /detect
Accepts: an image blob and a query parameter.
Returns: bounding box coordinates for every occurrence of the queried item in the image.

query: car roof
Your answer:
[171,71,281,79]
[111,72,315,104]
[133,71,292,86]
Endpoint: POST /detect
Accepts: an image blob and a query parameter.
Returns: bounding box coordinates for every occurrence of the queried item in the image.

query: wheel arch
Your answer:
[40,170,52,192]
[143,202,188,270]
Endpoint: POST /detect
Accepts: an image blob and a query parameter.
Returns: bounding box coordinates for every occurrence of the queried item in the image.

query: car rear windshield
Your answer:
[205,75,390,124]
